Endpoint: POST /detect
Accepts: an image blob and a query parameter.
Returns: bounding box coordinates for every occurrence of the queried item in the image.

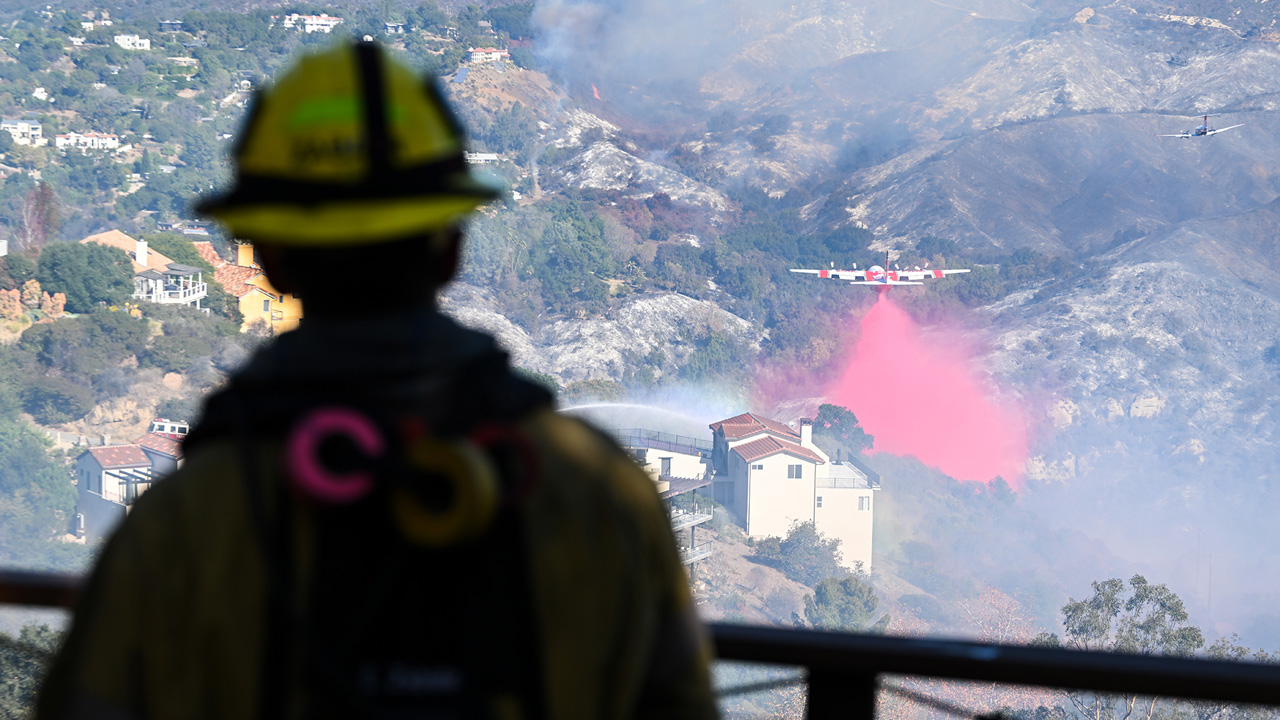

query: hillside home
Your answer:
[158,20,184,31]
[465,152,500,164]
[81,230,208,309]
[709,412,879,571]
[113,34,150,50]
[273,13,344,33]
[1,118,47,146]
[75,444,153,541]
[55,131,120,151]
[468,47,509,64]
[133,432,184,476]
[385,22,406,34]
[193,241,302,333]
[612,428,715,565]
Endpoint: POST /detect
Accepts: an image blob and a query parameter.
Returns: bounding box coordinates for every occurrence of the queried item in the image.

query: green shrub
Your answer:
[21,375,93,424]
[751,521,845,587]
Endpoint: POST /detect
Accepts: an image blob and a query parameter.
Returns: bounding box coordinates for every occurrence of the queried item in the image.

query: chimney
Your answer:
[800,418,813,448]
[237,243,255,268]
[135,239,147,266]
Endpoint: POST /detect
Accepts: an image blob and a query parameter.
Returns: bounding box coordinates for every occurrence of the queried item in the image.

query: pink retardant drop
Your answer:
[829,294,1028,488]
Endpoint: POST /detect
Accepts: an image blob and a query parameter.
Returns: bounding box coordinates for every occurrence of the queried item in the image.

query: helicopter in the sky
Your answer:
[1158,114,1245,139]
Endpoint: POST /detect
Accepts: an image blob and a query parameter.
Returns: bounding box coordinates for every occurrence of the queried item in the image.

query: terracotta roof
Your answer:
[81,230,173,274]
[213,264,262,297]
[191,241,226,269]
[83,444,151,469]
[732,435,825,465]
[133,432,183,459]
[709,412,800,441]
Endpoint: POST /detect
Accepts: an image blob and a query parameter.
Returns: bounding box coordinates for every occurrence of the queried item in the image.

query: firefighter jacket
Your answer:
[38,308,717,720]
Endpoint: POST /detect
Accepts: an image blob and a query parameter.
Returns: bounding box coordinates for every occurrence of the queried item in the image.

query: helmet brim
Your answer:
[195,177,501,246]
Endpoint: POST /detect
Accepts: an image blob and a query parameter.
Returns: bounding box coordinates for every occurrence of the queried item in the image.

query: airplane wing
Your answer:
[790,268,868,280]
[849,279,924,286]
[1157,132,1192,138]
[896,268,972,281]
[1205,123,1245,136]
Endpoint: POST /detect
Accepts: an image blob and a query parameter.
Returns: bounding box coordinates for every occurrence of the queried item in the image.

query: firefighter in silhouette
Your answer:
[39,40,716,720]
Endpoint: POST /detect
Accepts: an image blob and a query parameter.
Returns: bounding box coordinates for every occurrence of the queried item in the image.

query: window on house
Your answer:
[262,298,271,313]
[816,496,823,508]
[787,464,802,478]
[751,463,763,470]
[859,496,871,511]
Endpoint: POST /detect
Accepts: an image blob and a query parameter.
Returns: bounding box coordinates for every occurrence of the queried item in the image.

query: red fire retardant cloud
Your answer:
[829,294,1028,487]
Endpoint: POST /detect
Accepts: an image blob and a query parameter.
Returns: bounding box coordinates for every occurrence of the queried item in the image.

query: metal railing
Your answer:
[613,428,713,458]
[669,507,714,531]
[6,572,1280,718]
[679,540,713,565]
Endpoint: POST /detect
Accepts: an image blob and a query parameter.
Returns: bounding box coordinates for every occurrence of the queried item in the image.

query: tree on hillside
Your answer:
[803,572,889,632]
[0,421,78,563]
[35,242,134,313]
[751,521,845,587]
[0,624,63,718]
[812,403,873,459]
[13,181,60,253]
[1035,575,1204,720]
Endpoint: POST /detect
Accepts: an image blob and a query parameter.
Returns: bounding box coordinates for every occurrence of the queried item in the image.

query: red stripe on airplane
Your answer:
[933,269,943,278]
[819,269,829,278]
[888,272,898,281]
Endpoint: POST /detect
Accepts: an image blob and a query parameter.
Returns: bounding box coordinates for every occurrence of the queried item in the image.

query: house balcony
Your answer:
[679,539,713,565]
[670,506,713,531]
[153,281,208,304]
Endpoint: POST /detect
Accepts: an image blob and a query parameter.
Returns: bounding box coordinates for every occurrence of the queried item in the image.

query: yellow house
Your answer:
[193,242,303,333]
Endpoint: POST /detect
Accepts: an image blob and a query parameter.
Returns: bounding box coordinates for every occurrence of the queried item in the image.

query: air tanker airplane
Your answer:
[790,262,970,288]
[1158,114,1245,139]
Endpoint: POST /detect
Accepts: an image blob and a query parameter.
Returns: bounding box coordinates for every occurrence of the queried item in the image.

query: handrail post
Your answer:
[809,668,876,719]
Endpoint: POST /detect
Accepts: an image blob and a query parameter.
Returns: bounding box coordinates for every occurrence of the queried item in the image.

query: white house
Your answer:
[464,152,500,164]
[31,87,49,101]
[1,118,47,146]
[708,412,879,571]
[275,13,344,33]
[55,131,120,150]
[113,34,150,50]
[75,445,153,541]
[468,47,509,64]
[81,230,208,309]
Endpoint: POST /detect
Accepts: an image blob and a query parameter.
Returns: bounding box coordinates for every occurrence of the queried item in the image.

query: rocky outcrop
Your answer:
[554,141,729,210]
[442,284,761,385]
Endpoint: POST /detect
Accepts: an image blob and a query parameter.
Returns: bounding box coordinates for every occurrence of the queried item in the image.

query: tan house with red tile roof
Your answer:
[709,412,879,571]
[75,444,155,541]
[193,241,302,333]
